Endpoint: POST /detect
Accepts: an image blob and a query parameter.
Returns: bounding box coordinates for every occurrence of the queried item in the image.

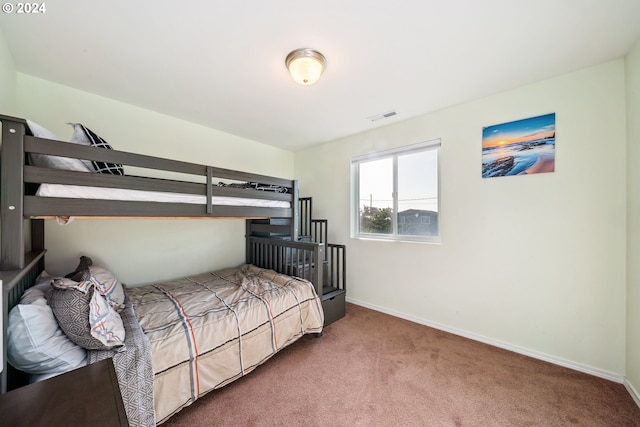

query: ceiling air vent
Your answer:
[367,110,398,122]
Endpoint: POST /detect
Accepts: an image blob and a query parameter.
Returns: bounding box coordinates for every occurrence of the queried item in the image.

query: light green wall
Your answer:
[15,74,294,284]
[626,38,640,402]
[0,26,17,113]
[295,60,628,380]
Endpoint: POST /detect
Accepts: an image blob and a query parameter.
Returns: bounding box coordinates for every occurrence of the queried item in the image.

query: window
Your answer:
[351,139,440,243]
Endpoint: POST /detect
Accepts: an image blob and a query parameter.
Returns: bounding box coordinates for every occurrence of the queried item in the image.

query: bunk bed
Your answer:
[0,115,345,425]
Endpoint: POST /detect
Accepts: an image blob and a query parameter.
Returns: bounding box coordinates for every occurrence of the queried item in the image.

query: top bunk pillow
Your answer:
[26,119,93,172]
[69,123,124,175]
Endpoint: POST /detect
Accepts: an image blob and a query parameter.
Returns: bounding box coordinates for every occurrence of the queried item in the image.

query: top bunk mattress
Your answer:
[36,183,291,208]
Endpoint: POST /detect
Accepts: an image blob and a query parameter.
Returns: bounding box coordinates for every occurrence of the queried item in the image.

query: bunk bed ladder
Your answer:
[304,213,346,326]
[246,196,346,326]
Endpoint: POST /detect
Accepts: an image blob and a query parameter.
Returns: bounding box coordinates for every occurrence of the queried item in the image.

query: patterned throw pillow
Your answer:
[69,123,124,175]
[66,256,125,310]
[48,277,125,350]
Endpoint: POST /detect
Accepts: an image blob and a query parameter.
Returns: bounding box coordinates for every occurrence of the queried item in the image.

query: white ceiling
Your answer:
[1,1,639,151]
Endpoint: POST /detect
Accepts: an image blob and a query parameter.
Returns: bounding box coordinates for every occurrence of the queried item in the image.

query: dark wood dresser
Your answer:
[0,358,127,427]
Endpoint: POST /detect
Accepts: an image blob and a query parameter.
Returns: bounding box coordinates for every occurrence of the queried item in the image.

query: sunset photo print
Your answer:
[482,113,555,178]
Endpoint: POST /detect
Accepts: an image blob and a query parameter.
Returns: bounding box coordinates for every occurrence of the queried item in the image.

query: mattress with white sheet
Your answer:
[36,183,291,208]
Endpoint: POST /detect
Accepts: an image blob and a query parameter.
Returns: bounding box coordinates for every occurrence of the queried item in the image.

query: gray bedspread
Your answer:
[87,294,155,427]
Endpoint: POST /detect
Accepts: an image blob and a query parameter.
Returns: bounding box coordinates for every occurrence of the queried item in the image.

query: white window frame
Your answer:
[350,139,441,243]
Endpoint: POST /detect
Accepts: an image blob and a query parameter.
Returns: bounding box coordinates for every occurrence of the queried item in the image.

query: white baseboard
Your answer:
[346,297,625,384]
[624,379,640,409]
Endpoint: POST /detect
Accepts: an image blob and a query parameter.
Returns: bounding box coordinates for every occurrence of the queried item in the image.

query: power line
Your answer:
[360,197,438,203]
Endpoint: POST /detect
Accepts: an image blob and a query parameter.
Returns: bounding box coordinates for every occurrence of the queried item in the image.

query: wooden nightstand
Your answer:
[0,358,127,427]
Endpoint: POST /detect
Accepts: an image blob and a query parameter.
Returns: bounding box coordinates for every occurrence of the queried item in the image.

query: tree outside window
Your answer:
[352,140,440,243]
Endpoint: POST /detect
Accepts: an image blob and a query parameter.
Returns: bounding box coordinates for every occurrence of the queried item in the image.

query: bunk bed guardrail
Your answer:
[1,114,300,270]
[247,236,324,296]
[1,250,46,393]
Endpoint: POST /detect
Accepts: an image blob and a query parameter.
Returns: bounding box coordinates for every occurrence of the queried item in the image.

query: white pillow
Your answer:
[30,371,63,383]
[7,297,87,374]
[26,119,93,173]
[19,270,54,304]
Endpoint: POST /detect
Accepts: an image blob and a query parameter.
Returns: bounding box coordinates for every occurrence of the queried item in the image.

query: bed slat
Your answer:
[247,237,324,297]
[1,249,46,393]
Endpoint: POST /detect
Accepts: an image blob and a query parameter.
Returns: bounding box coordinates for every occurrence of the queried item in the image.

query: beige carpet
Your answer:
[163,303,640,426]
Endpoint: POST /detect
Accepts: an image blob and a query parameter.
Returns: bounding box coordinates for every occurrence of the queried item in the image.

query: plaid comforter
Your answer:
[126,264,324,424]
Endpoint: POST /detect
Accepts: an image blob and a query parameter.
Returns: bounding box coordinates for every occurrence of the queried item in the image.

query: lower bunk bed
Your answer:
[1,237,325,426]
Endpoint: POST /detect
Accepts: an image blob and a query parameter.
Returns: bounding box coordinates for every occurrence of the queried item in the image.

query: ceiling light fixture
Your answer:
[285,48,326,85]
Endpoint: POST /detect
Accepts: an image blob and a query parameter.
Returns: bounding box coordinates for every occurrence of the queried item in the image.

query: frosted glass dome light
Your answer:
[285,48,326,85]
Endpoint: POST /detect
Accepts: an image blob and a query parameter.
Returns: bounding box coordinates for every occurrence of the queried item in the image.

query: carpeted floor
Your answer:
[163,303,640,426]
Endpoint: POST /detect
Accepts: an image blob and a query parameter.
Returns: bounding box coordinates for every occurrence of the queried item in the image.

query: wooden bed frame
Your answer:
[0,114,343,395]
[1,114,302,270]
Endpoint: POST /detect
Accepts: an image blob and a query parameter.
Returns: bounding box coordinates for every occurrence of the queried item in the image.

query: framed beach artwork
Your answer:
[482,113,556,178]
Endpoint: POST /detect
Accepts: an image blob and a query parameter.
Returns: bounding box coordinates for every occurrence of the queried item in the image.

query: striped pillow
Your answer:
[69,123,124,175]
[66,256,125,311]
[48,284,125,350]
